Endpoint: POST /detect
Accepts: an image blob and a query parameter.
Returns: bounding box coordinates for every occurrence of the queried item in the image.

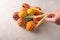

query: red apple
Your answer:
[22,3,30,9]
[34,10,42,15]
[13,12,19,21]
[22,8,28,11]
[17,18,24,26]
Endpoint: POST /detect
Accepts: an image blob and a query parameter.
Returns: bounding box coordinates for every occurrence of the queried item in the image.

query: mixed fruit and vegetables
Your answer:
[13,3,45,31]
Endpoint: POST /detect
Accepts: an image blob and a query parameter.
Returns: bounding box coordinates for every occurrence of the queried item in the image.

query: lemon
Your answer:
[18,11,26,17]
[27,8,35,15]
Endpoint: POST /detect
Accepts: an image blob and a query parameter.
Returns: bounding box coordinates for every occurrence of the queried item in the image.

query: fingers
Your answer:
[45,12,57,23]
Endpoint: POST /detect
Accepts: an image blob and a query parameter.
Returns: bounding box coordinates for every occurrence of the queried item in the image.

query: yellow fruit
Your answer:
[18,11,26,17]
[26,21,36,31]
[27,8,35,15]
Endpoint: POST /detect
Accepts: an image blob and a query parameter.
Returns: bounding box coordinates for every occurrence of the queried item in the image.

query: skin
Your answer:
[46,10,60,25]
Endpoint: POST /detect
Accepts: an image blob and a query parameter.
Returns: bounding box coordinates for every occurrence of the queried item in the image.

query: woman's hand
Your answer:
[46,10,60,25]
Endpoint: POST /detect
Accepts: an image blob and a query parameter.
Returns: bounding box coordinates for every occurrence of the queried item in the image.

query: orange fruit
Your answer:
[26,21,36,31]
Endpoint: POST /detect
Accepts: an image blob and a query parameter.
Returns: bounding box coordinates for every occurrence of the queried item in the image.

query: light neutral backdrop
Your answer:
[0,0,60,40]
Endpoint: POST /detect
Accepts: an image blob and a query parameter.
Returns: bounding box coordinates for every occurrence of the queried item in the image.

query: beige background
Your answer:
[0,0,60,40]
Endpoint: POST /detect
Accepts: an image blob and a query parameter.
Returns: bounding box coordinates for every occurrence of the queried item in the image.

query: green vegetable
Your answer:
[25,17,33,22]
